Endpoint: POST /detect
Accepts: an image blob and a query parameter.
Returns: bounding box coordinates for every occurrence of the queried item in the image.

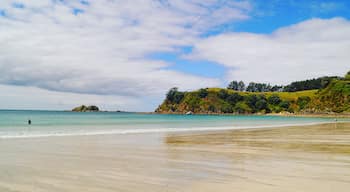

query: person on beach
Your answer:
[28,119,31,125]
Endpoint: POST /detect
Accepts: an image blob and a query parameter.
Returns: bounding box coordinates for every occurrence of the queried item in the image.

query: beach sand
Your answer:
[0,123,350,191]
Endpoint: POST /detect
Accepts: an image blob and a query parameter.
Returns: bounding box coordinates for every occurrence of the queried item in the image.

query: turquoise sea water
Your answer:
[0,110,346,138]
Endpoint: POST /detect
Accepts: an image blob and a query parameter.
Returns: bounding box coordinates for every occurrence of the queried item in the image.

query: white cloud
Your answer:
[2,1,348,111]
[189,17,350,85]
[0,0,251,110]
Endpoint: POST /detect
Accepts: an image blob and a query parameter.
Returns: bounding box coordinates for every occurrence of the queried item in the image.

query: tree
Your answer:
[186,95,200,111]
[218,89,229,99]
[297,96,311,110]
[268,94,282,105]
[227,81,239,90]
[174,92,185,104]
[166,87,178,101]
[246,82,257,92]
[234,102,250,114]
[256,99,268,111]
[198,88,208,98]
[226,93,243,105]
[279,101,290,110]
[221,104,233,113]
[271,85,283,92]
[245,94,269,112]
[245,94,259,112]
[238,81,245,91]
[166,87,184,104]
[246,82,272,92]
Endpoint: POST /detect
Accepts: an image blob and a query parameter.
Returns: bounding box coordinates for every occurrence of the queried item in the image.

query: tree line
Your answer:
[227,76,342,92]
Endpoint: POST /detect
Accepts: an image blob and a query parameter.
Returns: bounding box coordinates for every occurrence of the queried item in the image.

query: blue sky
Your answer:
[237,0,350,32]
[153,0,350,83]
[0,0,349,111]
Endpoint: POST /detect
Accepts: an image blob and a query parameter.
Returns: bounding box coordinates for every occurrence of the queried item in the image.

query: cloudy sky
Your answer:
[0,0,349,111]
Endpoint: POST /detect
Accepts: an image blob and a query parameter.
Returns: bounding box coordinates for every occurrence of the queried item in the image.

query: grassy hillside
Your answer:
[156,72,350,114]
[207,88,316,100]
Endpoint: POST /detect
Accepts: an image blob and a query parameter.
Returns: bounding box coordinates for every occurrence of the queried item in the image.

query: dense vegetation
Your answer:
[156,71,350,114]
[156,88,315,114]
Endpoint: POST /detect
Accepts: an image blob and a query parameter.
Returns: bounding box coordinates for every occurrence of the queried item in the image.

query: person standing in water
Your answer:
[28,119,31,125]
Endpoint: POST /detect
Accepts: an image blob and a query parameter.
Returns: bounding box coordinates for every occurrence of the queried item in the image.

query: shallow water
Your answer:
[0,110,343,138]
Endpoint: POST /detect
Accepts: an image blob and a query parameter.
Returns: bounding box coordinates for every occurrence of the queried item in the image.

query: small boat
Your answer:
[185,111,193,115]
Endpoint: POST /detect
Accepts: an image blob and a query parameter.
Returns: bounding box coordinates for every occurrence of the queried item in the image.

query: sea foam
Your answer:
[0,121,336,139]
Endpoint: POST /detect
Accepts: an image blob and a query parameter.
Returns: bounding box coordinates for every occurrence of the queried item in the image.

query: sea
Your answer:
[0,110,346,139]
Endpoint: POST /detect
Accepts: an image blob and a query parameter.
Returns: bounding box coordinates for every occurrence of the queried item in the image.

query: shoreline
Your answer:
[0,121,342,140]
[150,111,350,118]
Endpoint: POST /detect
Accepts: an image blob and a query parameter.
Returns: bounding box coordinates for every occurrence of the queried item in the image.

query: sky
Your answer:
[0,0,349,111]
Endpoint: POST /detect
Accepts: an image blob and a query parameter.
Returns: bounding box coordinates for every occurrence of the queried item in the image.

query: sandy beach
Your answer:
[0,122,350,192]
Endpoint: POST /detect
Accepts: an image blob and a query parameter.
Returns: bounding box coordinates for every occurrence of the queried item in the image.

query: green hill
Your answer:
[156,72,350,114]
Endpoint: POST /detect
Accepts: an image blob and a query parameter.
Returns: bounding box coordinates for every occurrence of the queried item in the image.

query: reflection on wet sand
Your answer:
[166,123,350,154]
[166,123,350,191]
[0,123,349,192]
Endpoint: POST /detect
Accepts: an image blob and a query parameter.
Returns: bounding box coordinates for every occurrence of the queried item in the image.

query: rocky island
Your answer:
[72,105,100,112]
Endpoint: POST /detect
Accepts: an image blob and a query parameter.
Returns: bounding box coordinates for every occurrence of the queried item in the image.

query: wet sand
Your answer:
[0,123,350,191]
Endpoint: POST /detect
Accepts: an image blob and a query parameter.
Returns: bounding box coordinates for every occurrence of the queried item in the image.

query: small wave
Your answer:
[0,121,337,139]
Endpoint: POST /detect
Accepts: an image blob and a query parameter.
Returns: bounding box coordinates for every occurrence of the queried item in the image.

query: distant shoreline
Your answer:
[150,111,350,118]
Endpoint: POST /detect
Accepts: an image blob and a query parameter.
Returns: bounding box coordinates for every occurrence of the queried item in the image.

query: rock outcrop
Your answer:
[72,105,99,112]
